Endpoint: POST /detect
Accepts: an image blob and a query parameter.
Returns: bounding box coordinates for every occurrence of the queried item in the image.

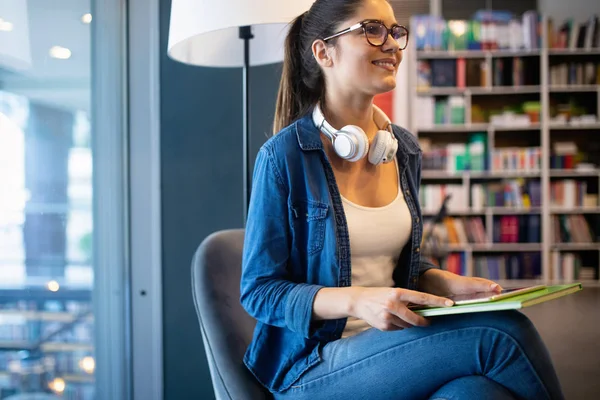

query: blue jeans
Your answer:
[274,311,564,400]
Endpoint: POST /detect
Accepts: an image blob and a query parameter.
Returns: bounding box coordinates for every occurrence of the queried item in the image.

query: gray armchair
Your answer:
[191,229,272,400]
[191,230,516,400]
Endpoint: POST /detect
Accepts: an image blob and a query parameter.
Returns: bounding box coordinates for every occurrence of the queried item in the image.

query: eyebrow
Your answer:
[364,18,400,26]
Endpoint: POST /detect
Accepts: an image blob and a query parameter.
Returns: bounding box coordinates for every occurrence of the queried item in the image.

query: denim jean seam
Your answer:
[287,325,550,398]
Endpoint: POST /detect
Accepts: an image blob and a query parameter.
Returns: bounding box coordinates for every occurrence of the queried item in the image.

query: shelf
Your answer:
[551,243,600,251]
[549,85,600,93]
[550,207,600,214]
[421,170,542,180]
[416,49,541,59]
[423,207,541,216]
[417,86,542,96]
[472,243,543,252]
[548,48,600,56]
[418,123,541,132]
[418,124,489,132]
[488,207,542,214]
[549,123,600,130]
[443,243,542,252]
[423,209,480,217]
[550,169,600,177]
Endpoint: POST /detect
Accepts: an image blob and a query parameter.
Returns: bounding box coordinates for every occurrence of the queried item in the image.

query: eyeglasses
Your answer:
[323,19,409,50]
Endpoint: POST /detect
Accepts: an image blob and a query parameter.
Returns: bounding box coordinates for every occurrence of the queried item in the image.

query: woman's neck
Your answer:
[322,93,378,138]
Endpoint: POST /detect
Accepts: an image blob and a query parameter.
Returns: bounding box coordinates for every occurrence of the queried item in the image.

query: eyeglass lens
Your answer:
[364,22,408,48]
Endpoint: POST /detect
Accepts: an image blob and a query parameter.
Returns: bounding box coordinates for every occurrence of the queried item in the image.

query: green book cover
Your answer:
[414,283,583,317]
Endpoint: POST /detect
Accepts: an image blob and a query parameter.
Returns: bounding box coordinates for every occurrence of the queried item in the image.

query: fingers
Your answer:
[395,289,453,307]
[471,277,503,293]
[383,290,441,328]
[375,311,413,331]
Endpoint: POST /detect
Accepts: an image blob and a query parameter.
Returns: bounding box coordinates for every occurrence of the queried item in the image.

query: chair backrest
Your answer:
[191,229,272,400]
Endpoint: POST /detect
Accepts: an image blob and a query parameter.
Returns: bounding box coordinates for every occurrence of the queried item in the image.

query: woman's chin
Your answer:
[374,77,397,93]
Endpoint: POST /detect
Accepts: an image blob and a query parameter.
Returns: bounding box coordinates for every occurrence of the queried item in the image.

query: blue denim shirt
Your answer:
[240,111,440,393]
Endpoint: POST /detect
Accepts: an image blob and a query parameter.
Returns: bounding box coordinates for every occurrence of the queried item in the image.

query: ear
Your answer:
[312,39,334,68]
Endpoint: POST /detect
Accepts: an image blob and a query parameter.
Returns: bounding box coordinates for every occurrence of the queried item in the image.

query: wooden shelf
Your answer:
[421,170,541,179]
[549,123,600,130]
[417,49,541,59]
[550,207,600,214]
[550,169,600,177]
[417,86,542,96]
[488,207,542,214]
[549,85,600,93]
[548,48,600,56]
[551,243,600,251]
[443,243,542,252]
[418,123,541,132]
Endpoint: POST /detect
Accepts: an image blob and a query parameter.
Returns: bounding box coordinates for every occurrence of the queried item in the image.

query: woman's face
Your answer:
[323,0,402,98]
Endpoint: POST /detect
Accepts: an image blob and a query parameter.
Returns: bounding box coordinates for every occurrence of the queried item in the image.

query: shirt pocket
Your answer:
[290,200,329,256]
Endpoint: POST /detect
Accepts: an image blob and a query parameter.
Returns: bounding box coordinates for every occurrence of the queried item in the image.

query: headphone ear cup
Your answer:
[335,125,369,162]
[368,130,397,165]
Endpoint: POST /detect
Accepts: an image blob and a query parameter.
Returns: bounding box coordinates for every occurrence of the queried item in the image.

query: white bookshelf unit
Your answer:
[408,13,600,287]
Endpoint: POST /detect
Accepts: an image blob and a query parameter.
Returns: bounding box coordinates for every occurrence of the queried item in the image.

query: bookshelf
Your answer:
[409,11,600,287]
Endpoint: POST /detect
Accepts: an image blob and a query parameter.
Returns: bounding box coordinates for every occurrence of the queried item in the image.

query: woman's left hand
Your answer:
[419,269,502,297]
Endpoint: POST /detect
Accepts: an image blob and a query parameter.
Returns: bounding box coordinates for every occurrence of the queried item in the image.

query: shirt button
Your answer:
[415,217,420,223]
[415,247,420,253]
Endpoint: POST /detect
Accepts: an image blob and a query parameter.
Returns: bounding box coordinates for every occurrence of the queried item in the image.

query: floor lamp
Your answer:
[167,0,316,224]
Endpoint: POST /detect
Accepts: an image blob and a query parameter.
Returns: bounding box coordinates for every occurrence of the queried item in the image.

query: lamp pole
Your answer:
[239,25,253,225]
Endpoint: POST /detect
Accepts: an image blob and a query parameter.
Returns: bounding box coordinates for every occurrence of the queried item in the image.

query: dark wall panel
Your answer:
[159,0,281,398]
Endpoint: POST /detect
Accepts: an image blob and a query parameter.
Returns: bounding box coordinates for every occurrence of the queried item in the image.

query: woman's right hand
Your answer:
[348,287,454,331]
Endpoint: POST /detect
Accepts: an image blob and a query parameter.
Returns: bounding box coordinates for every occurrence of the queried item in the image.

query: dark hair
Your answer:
[272,0,366,134]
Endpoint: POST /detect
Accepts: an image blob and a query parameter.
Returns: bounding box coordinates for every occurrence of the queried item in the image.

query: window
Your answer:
[0,2,95,398]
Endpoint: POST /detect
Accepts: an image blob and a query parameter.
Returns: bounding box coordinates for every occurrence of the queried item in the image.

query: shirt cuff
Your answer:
[285,283,325,339]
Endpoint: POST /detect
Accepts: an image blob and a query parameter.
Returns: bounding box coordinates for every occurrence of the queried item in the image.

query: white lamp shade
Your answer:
[167,0,316,67]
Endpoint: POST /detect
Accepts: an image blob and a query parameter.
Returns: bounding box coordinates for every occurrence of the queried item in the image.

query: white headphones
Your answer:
[312,103,398,165]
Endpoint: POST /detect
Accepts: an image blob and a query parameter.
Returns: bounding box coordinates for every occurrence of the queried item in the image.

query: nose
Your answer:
[382,31,400,53]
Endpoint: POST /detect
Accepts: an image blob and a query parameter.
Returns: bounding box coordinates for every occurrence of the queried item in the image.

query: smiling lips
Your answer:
[372,59,397,71]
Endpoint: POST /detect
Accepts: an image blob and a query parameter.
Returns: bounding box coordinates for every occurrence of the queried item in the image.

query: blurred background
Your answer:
[0,0,599,399]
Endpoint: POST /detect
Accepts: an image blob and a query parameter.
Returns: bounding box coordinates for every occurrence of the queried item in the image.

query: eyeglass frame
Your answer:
[322,19,409,50]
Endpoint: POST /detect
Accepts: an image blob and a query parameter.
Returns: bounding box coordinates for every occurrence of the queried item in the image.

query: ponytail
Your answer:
[272,0,369,134]
[273,12,320,134]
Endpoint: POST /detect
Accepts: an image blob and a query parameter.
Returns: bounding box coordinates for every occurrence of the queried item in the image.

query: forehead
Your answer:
[352,0,397,25]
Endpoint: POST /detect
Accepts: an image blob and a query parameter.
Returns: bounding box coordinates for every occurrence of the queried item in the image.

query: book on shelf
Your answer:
[493,215,541,244]
[549,15,600,50]
[551,214,598,243]
[550,180,598,208]
[420,184,466,214]
[474,253,542,280]
[412,284,583,317]
[472,180,542,210]
[411,10,541,52]
[549,62,600,85]
[419,135,487,173]
[551,252,598,281]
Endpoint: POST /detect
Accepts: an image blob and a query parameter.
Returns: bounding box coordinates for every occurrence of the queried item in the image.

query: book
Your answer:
[413,283,582,317]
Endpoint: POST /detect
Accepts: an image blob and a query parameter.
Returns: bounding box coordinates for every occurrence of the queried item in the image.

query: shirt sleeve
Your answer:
[239,146,324,339]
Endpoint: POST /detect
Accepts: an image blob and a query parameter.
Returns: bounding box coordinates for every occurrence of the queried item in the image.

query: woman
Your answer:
[240,0,564,399]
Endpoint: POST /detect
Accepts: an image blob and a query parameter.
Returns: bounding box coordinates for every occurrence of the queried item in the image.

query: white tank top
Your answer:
[340,161,412,339]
